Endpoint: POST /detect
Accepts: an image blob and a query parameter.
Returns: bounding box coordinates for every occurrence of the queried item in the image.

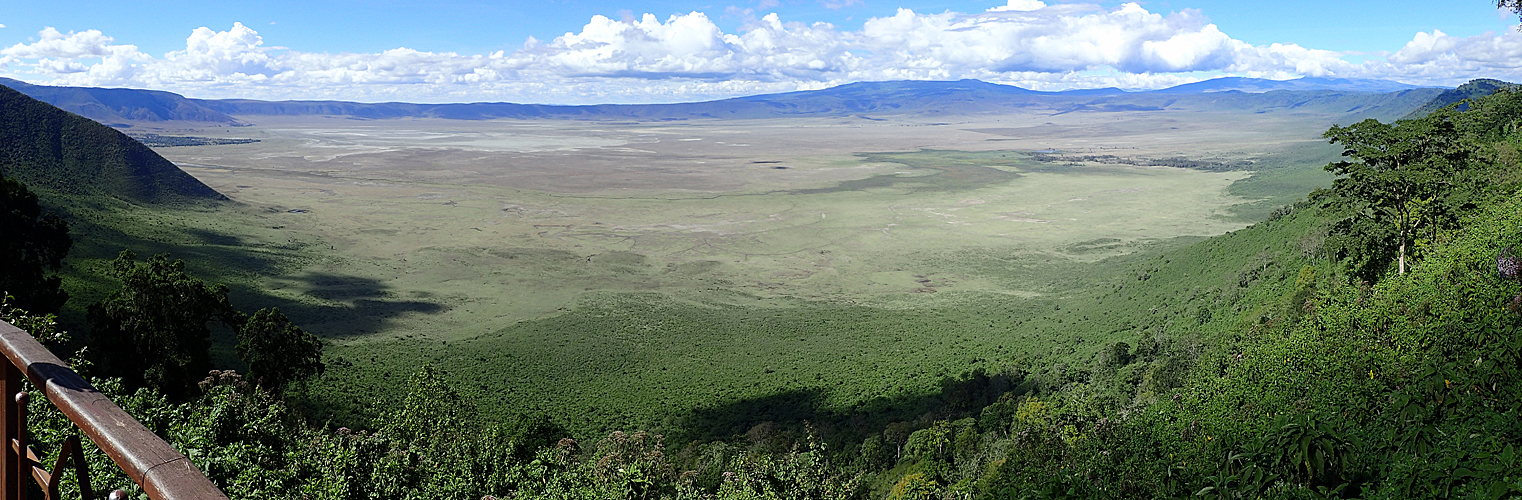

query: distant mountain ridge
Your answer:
[0,76,1448,125]
[0,84,225,203]
[1403,78,1520,119]
[0,77,244,126]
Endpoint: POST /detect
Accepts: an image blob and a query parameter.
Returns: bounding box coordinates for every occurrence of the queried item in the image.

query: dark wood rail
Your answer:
[0,320,228,500]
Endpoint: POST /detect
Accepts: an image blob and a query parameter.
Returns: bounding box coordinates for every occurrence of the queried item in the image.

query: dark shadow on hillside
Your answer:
[242,272,445,339]
[67,217,287,277]
[55,208,445,345]
[58,214,289,333]
[673,369,1029,448]
[181,227,244,247]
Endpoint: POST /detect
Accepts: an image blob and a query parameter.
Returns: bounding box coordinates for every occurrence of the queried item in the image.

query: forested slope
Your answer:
[1405,79,1519,119]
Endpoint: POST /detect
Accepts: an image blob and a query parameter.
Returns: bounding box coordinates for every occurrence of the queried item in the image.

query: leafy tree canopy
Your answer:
[1453,86,1522,141]
[0,176,71,314]
[377,365,475,447]
[87,250,242,400]
[1322,114,1474,277]
[237,307,325,394]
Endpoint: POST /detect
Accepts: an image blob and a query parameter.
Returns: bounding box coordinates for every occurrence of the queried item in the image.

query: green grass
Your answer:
[45,195,446,369]
[1220,140,1341,221]
[298,204,1329,441]
[39,144,1336,443]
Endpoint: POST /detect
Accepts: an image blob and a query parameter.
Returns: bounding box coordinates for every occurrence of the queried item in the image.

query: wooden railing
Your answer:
[0,320,228,500]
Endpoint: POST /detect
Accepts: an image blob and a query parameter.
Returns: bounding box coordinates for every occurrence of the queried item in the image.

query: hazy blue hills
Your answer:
[0,84,225,203]
[1,76,1452,125]
[183,78,1442,121]
[0,77,243,127]
[183,80,1052,120]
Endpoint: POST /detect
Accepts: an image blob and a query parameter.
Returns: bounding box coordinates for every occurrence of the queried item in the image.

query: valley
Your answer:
[150,110,1321,339]
[9,74,1522,498]
[133,103,1348,431]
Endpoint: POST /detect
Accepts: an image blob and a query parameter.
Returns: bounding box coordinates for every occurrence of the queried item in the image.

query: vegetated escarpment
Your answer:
[0,84,225,203]
[0,77,244,126]
[1404,78,1520,118]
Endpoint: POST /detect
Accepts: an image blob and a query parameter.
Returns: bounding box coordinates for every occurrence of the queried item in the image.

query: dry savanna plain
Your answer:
[136,104,1347,434]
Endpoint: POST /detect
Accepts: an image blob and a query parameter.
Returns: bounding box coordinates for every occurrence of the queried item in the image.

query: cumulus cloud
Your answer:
[2,3,1520,104]
[853,4,1241,76]
[160,23,281,81]
[2,27,150,86]
[4,27,121,59]
[1363,29,1522,82]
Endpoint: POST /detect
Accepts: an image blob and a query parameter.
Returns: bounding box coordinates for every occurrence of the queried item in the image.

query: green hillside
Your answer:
[0,85,334,357]
[1405,78,1520,119]
[0,84,225,203]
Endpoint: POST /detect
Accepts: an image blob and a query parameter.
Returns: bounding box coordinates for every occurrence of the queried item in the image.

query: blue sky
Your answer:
[2,1,1519,103]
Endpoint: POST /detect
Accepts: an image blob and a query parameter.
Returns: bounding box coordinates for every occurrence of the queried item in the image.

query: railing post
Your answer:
[1,360,19,500]
[0,320,229,500]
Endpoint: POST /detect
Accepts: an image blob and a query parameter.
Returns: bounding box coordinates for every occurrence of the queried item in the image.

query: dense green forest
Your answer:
[3,82,1522,498]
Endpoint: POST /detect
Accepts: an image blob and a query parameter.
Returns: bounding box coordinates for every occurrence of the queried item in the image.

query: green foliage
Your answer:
[1453,87,1522,141]
[503,413,570,461]
[377,366,475,447]
[87,250,241,400]
[0,175,71,314]
[1404,78,1519,119]
[1322,113,1473,276]
[237,307,324,393]
[0,294,69,347]
[886,472,938,500]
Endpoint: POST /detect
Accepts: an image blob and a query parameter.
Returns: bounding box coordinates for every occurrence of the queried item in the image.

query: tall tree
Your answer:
[1323,115,1472,275]
[87,250,242,400]
[236,307,324,393]
[0,176,71,314]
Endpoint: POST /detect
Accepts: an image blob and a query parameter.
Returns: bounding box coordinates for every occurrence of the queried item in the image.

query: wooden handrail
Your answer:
[0,320,228,500]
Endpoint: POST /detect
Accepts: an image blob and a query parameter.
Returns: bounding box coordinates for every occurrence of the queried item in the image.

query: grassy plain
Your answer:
[122,107,1348,436]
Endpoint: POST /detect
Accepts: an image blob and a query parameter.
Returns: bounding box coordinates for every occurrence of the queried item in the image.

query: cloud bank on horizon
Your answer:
[1,1,1518,104]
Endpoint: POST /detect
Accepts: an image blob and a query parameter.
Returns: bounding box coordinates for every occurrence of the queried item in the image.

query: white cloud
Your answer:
[2,27,151,86]
[1229,42,1353,77]
[989,0,1046,12]
[3,27,125,59]
[848,3,1242,78]
[1,4,1520,104]
[160,22,280,80]
[1354,29,1522,84]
